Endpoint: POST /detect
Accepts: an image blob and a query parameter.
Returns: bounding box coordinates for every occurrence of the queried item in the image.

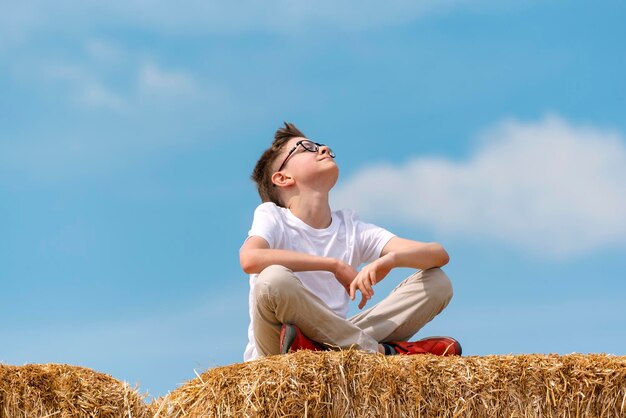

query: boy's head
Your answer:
[251,122,306,207]
[251,122,336,207]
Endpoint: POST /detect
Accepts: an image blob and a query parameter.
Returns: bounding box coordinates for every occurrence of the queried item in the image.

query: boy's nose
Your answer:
[319,145,330,155]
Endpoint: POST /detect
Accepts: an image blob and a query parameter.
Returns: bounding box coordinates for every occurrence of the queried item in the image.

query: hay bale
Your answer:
[0,363,150,418]
[152,351,626,417]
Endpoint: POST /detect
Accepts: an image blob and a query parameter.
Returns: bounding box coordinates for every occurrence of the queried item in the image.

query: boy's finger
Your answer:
[358,294,367,309]
[365,276,374,296]
[358,282,370,299]
[363,282,372,298]
[369,271,377,287]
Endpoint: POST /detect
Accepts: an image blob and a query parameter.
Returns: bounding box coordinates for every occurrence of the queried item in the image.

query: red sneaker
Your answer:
[387,336,462,356]
[280,324,325,354]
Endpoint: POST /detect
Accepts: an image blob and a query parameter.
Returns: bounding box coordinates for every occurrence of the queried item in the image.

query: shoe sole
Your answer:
[280,324,296,354]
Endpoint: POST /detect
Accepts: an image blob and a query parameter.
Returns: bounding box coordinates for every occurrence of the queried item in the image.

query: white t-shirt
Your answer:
[243,202,395,361]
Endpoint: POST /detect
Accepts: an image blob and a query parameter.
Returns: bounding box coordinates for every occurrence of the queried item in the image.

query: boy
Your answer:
[240,122,460,361]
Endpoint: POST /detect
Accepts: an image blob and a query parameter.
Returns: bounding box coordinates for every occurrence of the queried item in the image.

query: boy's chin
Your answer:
[300,166,338,189]
[324,163,339,176]
[324,167,339,187]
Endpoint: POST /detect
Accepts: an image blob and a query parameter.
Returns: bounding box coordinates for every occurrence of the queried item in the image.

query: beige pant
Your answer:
[253,265,453,356]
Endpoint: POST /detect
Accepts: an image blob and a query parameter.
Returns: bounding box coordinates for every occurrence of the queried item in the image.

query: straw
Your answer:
[0,363,149,418]
[152,351,626,418]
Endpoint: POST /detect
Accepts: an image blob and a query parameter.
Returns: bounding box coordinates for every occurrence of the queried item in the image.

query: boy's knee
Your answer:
[254,265,299,298]
[258,264,291,280]
[423,267,453,304]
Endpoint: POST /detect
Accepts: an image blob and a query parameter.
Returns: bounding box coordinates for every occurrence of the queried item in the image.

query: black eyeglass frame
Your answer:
[275,140,335,173]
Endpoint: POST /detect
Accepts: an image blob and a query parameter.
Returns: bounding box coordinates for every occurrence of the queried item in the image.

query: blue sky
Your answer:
[1,0,625,399]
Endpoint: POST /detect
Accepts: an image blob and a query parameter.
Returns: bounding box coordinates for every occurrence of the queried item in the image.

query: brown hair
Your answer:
[251,122,307,207]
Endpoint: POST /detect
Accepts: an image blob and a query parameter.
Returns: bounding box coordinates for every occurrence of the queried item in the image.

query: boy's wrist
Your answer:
[328,257,341,274]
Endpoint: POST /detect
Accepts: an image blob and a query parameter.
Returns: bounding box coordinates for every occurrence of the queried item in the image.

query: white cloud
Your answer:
[332,115,626,258]
[42,63,128,112]
[1,55,233,184]
[41,59,201,111]
[110,0,472,33]
[78,82,128,111]
[139,62,198,96]
[85,39,123,64]
[0,3,41,50]
[0,0,494,41]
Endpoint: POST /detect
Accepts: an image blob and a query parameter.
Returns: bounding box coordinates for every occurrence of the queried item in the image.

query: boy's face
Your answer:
[273,136,338,189]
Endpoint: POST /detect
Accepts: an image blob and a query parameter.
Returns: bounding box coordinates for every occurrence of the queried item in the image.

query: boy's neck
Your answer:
[286,192,332,229]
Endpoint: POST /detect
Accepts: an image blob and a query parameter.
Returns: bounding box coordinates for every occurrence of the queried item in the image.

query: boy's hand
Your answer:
[350,253,395,309]
[333,260,358,294]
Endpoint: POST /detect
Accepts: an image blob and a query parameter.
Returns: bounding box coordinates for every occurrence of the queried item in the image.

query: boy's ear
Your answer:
[271,171,295,188]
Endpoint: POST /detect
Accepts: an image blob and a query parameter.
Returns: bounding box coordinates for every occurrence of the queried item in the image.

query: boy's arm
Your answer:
[349,237,450,309]
[240,236,357,292]
[381,237,450,270]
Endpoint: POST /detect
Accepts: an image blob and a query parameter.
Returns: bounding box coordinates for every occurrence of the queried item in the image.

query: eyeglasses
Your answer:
[276,139,336,172]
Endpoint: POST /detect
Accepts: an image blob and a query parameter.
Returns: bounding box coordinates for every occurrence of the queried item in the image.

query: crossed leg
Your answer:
[252,265,453,356]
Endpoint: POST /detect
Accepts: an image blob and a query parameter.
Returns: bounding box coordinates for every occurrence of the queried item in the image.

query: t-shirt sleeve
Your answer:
[247,203,281,248]
[355,216,396,264]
